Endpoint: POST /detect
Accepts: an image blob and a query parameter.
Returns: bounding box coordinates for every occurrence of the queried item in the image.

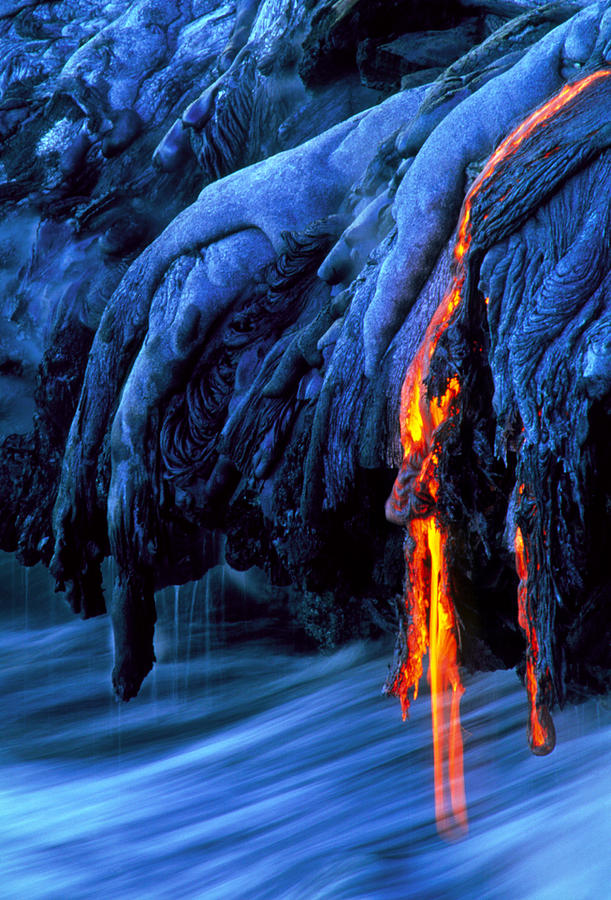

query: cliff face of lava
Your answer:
[0,0,609,710]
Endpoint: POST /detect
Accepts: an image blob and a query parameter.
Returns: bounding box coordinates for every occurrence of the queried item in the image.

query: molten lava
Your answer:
[389,273,465,838]
[388,70,609,837]
[425,517,467,836]
[514,526,556,755]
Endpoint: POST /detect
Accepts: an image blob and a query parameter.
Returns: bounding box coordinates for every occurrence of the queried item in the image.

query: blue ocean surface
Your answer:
[0,553,609,899]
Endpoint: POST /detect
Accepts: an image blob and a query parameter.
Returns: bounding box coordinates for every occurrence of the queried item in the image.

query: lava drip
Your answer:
[384,152,469,839]
[514,524,556,755]
[386,70,611,837]
[423,516,467,836]
[386,267,465,839]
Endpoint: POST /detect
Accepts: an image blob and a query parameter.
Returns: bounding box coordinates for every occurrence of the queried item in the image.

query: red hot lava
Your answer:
[514,525,556,756]
[386,69,610,838]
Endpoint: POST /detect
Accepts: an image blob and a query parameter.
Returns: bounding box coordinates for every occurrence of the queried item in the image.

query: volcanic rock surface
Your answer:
[0,0,609,706]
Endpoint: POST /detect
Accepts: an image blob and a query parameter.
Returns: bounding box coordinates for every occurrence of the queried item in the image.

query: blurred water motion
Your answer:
[1,552,609,899]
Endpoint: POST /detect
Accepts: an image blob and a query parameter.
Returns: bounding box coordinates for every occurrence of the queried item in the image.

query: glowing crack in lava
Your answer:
[386,69,610,838]
[514,524,556,756]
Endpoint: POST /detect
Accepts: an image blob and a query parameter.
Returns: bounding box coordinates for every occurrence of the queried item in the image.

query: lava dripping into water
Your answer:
[388,68,610,838]
[514,525,556,756]
[421,516,467,837]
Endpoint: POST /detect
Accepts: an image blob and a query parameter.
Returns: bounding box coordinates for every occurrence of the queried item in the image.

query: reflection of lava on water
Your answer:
[386,69,610,838]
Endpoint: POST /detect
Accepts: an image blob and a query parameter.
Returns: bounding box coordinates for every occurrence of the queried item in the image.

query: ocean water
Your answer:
[0,553,609,899]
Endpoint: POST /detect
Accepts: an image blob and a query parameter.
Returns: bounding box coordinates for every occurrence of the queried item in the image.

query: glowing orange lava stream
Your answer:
[389,69,610,838]
[514,525,556,755]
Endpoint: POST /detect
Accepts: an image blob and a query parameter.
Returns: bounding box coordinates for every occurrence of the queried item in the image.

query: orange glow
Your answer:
[514,527,555,755]
[392,515,467,837]
[390,72,608,834]
[393,516,431,718]
[391,171,467,839]
[393,316,466,837]
[427,517,468,838]
[459,69,611,257]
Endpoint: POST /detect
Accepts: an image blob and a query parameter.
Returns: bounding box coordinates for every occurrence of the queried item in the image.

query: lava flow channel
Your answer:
[386,69,610,839]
